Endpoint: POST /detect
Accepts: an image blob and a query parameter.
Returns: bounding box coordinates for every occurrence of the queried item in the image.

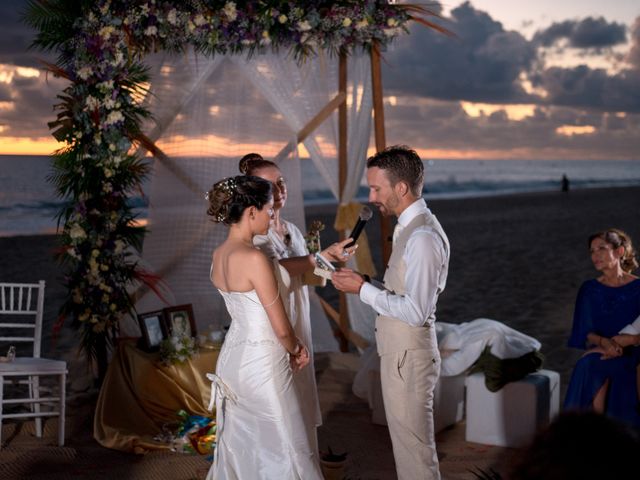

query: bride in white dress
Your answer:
[238,154,356,456]
[205,175,323,480]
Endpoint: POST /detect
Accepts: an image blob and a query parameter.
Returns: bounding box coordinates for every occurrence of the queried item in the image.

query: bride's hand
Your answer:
[290,343,310,372]
[321,238,358,263]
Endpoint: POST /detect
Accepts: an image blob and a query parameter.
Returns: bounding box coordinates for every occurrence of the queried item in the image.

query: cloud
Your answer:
[0,0,54,68]
[382,2,536,104]
[533,65,640,112]
[533,17,627,49]
[627,17,640,68]
[385,99,640,159]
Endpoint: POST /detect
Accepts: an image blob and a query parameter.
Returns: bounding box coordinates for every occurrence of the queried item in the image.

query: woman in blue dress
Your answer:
[564,228,640,427]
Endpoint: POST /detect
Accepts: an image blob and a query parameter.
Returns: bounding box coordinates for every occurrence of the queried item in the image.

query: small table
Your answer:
[94,341,219,453]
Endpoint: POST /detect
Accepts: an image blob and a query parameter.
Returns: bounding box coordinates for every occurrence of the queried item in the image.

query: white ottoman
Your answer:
[434,374,465,433]
[465,369,560,447]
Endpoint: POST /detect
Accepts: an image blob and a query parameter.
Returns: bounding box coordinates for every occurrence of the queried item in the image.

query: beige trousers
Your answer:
[380,349,441,480]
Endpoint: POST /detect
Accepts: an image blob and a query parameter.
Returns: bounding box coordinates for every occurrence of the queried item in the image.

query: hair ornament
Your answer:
[221,177,237,195]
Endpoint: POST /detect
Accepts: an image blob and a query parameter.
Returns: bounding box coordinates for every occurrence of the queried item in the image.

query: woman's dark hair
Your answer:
[238,152,279,176]
[588,228,638,273]
[206,175,272,226]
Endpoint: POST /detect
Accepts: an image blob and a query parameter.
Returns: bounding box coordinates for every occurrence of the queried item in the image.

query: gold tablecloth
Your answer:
[94,341,219,453]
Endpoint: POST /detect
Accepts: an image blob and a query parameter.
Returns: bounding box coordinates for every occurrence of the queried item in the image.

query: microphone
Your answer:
[345,206,373,248]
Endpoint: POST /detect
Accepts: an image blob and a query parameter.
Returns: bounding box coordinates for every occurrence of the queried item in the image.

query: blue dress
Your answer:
[564,278,640,427]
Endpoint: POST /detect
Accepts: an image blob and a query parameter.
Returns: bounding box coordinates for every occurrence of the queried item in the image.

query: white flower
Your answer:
[144,25,158,36]
[111,51,125,67]
[384,27,400,38]
[67,248,81,260]
[342,18,352,28]
[194,14,206,26]
[167,9,177,25]
[297,20,312,32]
[105,110,124,125]
[98,80,114,92]
[223,2,237,22]
[278,14,287,24]
[104,98,116,109]
[85,96,100,110]
[261,30,271,45]
[104,167,114,178]
[69,223,87,240]
[241,38,253,46]
[77,66,93,80]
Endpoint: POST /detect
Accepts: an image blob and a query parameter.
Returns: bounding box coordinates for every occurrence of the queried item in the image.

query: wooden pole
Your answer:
[337,50,349,352]
[371,44,392,265]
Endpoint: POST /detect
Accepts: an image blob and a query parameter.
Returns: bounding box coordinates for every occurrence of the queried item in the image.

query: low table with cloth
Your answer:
[94,340,218,453]
[353,318,555,444]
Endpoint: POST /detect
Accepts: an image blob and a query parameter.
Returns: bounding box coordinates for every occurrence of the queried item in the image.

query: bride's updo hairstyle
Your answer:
[238,152,278,176]
[206,175,272,226]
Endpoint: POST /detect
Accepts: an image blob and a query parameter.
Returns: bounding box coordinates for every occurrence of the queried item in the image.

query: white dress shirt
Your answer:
[359,199,449,327]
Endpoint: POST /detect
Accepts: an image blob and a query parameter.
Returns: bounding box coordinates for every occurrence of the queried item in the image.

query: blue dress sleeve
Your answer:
[568,282,595,349]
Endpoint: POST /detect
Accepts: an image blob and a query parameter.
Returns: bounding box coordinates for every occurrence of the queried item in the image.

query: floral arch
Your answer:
[26,0,445,379]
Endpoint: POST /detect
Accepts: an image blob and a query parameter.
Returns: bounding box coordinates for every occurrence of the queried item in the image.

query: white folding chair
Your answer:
[0,281,67,447]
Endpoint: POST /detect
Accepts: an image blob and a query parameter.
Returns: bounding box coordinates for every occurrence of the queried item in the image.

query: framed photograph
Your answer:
[137,310,168,351]
[162,304,197,338]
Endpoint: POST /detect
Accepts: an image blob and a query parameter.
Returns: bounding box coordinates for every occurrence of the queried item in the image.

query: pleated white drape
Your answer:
[129,49,376,351]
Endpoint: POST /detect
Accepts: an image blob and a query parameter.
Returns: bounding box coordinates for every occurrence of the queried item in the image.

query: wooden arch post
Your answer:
[332,44,390,352]
[370,43,392,265]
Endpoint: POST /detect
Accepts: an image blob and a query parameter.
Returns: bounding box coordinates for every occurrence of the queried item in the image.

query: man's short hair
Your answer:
[366,145,424,196]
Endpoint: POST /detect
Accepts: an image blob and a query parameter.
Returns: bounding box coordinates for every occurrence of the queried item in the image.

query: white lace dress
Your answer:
[206,282,322,480]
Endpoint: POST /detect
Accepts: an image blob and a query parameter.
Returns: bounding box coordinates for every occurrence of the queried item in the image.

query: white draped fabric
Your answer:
[129,49,375,352]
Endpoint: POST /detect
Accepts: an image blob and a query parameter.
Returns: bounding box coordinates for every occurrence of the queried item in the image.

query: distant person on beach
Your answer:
[332,145,450,480]
[564,228,640,428]
[239,153,356,456]
[561,174,570,192]
[206,175,323,479]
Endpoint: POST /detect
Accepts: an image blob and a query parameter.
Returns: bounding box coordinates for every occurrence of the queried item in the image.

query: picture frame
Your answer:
[137,310,168,351]
[162,304,197,338]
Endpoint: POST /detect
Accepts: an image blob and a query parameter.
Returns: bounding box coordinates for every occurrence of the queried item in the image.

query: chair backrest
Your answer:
[0,281,45,358]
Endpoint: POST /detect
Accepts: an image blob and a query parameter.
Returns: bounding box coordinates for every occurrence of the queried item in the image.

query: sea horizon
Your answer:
[2,154,639,237]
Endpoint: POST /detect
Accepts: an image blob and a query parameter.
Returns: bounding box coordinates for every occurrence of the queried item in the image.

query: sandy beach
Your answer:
[1,185,640,479]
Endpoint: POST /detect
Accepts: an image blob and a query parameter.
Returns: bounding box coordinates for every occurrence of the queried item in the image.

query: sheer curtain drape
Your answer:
[130,50,376,351]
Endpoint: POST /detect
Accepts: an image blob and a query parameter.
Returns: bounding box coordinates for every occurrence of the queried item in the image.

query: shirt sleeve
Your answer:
[359,229,446,327]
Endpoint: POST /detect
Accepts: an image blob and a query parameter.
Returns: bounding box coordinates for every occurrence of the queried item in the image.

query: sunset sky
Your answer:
[0,0,639,160]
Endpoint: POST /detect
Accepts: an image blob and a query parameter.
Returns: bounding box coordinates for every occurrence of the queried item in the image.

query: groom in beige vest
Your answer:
[333,145,450,480]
